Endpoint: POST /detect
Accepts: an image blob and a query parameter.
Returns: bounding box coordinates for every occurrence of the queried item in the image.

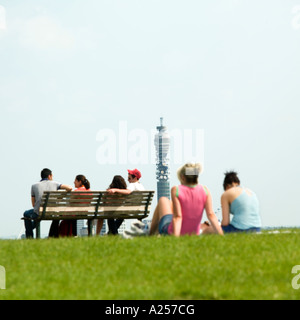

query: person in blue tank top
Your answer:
[221,171,261,233]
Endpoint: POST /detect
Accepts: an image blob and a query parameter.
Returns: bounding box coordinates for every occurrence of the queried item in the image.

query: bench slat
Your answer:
[39,213,149,220]
[44,201,151,207]
[41,205,147,213]
[43,195,153,202]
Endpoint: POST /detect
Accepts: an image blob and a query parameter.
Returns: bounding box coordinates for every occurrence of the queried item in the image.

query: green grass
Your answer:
[1,230,300,300]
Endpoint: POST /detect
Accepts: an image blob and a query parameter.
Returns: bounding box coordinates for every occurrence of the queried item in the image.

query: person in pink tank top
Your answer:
[149,163,223,237]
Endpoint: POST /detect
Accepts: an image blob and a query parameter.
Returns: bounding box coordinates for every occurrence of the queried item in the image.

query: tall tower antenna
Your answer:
[154,117,171,201]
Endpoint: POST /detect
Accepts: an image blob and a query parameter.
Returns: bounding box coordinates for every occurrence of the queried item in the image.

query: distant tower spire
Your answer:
[155,117,170,201]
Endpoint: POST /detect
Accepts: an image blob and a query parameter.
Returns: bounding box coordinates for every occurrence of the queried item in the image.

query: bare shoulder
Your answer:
[222,187,243,203]
[221,189,232,201]
[171,186,178,195]
[202,185,211,196]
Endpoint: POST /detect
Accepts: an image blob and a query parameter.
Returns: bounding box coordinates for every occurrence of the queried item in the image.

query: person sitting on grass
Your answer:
[148,163,223,237]
[220,171,261,233]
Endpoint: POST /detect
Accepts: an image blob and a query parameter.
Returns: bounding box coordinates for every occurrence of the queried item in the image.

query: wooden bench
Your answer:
[23,190,155,238]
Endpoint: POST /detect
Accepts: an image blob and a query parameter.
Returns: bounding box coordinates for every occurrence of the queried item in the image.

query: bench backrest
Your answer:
[39,191,155,220]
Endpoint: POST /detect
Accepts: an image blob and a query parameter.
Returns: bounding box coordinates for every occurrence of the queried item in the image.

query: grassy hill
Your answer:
[0,230,300,300]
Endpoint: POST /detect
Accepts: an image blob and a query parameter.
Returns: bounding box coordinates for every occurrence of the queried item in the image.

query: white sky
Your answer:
[0,0,300,238]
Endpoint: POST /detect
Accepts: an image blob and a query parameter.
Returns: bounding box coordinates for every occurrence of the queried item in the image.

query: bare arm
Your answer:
[31,196,35,208]
[107,188,132,195]
[60,184,73,192]
[221,192,230,226]
[171,186,182,237]
[205,187,223,235]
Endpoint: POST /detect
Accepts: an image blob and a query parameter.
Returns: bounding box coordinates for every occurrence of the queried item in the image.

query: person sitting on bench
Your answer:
[58,174,91,237]
[105,169,145,235]
[23,168,72,238]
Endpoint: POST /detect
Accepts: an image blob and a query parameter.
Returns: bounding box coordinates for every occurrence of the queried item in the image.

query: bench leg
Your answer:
[36,222,41,239]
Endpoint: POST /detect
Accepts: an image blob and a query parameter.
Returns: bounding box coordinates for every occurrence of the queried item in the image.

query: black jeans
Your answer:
[107,219,124,235]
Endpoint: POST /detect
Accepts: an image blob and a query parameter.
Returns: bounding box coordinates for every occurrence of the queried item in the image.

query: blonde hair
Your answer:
[177,163,203,185]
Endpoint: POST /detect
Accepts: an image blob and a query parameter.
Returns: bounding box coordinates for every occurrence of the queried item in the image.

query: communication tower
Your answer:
[154,118,171,201]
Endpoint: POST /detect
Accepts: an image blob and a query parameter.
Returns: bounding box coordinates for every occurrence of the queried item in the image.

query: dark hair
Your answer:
[41,168,52,179]
[223,171,240,190]
[109,175,127,189]
[76,175,90,190]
